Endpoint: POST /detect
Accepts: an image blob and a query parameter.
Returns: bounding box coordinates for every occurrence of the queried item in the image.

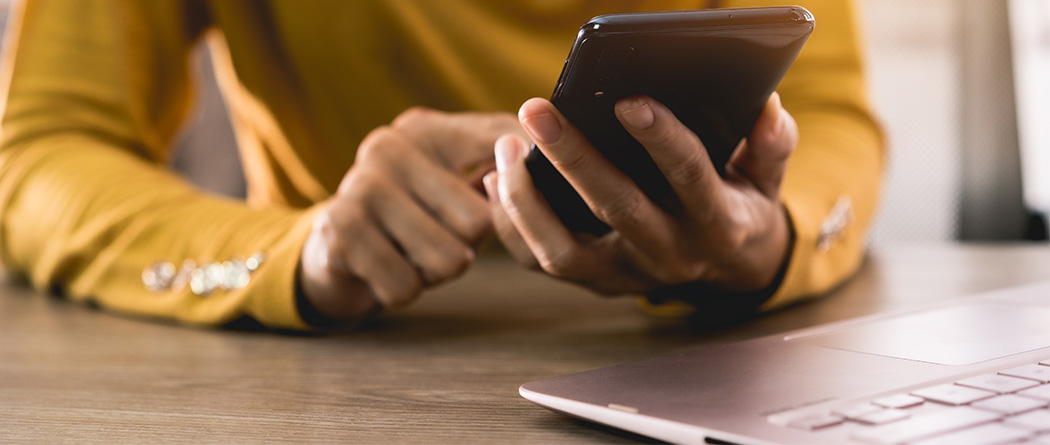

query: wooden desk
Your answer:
[1,244,1048,443]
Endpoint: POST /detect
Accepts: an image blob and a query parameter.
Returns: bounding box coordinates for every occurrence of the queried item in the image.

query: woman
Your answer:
[0,0,882,329]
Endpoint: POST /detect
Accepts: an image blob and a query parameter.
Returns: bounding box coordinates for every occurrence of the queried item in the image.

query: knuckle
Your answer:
[709,210,750,253]
[379,272,422,307]
[433,198,492,243]
[320,244,349,276]
[460,216,492,243]
[549,148,590,174]
[449,247,476,275]
[357,126,412,164]
[456,204,493,242]
[310,208,368,278]
[400,274,424,300]
[500,186,531,219]
[309,216,340,271]
[722,225,749,253]
[641,122,687,149]
[337,170,364,195]
[425,247,474,284]
[536,247,580,278]
[666,157,710,187]
[392,106,435,129]
[701,224,747,258]
[314,204,353,242]
[594,193,645,227]
[341,170,386,202]
[312,209,339,239]
[480,113,521,136]
[356,126,393,162]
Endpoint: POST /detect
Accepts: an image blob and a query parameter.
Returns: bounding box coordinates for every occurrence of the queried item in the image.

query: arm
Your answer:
[0,0,316,328]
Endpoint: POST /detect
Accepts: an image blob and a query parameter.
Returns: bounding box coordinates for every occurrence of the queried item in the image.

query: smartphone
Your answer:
[525,7,814,235]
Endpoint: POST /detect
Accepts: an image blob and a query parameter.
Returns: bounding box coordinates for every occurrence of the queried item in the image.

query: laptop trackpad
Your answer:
[790,302,1050,366]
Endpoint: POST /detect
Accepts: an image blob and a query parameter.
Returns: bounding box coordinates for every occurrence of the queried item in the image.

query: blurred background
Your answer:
[859,0,1048,244]
[0,0,1046,246]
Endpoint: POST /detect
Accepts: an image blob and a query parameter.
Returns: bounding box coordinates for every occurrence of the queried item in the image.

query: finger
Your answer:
[518,97,662,236]
[614,95,726,218]
[483,171,540,270]
[467,160,497,194]
[729,92,798,198]
[401,154,493,244]
[371,180,476,287]
[357,127,492,244]
[392,107,527,173]
[340,214,423,308]
[494,133,594,280]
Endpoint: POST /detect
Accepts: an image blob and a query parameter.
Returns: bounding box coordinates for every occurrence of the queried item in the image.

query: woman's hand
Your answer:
[488,93,797,297]
[298,108,526,322]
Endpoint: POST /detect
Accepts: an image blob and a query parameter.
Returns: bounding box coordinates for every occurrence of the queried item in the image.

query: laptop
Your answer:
[520,281,1050,444]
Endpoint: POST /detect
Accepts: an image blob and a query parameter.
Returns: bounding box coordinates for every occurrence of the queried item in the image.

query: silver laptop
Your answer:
[520,281,1050,444]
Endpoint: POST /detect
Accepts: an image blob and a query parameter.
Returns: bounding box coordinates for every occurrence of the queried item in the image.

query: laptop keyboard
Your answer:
[787,359,1050,444]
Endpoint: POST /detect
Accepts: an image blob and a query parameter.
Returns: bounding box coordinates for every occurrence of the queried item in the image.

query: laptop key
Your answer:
[854,408,910,425]
[832,403,883,420]
[787,413,844,430]
[1019,384,1050,401]
[910,422,1032,445]
[852,406,1001,444]
[911,384,996,405]
[873,394,924,409]
[1004,409,1050,432]
[957,373,1039,394]
[1001,364,1050,383]
[971,394,1049,415]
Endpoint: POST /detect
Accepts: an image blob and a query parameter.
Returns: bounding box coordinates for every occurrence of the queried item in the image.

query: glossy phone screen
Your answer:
[524,7,814,235]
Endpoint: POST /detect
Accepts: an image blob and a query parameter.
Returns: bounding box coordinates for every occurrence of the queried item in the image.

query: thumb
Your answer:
[730,92,798,199]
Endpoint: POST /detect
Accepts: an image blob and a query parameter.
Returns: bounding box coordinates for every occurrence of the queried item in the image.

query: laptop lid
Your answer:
[520,281,1050,444]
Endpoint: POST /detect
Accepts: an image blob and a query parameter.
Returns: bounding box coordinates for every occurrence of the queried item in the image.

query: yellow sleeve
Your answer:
[0,0,316,329]
[748,0,885,308]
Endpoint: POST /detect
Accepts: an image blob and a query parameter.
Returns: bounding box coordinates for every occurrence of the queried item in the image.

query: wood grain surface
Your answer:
[1,244,1047,443]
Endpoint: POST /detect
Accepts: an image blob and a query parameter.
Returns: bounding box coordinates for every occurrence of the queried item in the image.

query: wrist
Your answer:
[647,204,795,318]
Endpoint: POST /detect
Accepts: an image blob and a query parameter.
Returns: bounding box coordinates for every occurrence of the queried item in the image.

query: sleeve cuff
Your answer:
[240,205,322,330]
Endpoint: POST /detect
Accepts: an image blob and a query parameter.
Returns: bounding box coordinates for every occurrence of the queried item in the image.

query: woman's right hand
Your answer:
[297,108,527,323]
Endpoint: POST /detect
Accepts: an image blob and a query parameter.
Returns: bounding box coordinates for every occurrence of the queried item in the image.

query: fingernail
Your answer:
[618,98,654,130]
[770,92,785,135]
[482,171,498,199]
[494,135,522,173]
[520,108,562,144]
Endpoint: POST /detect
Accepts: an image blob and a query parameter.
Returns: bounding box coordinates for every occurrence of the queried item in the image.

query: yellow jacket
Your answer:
[0,0,883,329]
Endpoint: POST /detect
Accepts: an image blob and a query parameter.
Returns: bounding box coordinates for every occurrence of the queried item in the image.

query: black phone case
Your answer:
[525,7,814,235]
